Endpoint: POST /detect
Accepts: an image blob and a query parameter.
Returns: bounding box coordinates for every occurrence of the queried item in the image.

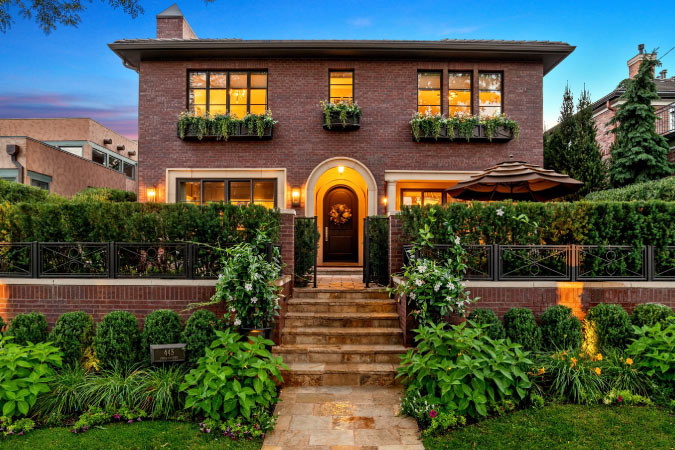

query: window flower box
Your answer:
[321,100,362,131]
[410,112,519,143]
[177,111,276,141]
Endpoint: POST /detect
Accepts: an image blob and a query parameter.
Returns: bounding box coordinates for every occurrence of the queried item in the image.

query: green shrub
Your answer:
[94,311,141,369]
[503,308,542,351]
[0,315,5,335]
[602,389,652,406]
[626,321,675,389]
[7,312,48,345]
[73,187,137,202]
[467,309,505,340]
[48,311,94,366]
[536,350,606,404]
[586,177,675,201]
[400,389,439,429]
[631,304,673,328]
[420,410,466,438]
[141,366,187,419]
[141,310,183,358]
[181,310,225,365]
[0,337,63,418]
[294,218,320,286]
[540,305,582,350]
[397,322,532,419]
[180,329,287,420]
[604,350,654,397]
[587,304,632,350]
[0,179,54,203]
[366,216,389,286]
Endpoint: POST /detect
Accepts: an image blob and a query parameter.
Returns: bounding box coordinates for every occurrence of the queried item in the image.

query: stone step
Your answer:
[287,298,397,314]
[293,288,389,300]
[273,344,406,364]
[316,267,363,276]
[281,327,403,345]
[284,312,400,328]
[280,361,401,386]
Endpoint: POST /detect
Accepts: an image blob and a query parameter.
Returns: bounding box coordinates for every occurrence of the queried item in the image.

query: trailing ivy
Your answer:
[177,111,277,140]
[410,111,519,142]
[320,100,362,129]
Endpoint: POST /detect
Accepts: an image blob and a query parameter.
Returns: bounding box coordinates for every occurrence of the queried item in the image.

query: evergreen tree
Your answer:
[544,85,575,173]
[608,54,674,187]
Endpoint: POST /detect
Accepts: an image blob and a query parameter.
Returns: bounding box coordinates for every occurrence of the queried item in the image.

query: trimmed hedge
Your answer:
[181,310,225,365]
[586,303,632,350]
[48,311,94,366]
[631,303,674,328]
[585,177,675,201]
[141,310,183,357]
[400,201,675,246]
[540,305,582,350]
[503,307,542,351]
[0,179,56,203]
[7,312,48,345]
[0,202,280,244]
[94,311,141,369]
[467,308,505,340]
[73,187,137,202]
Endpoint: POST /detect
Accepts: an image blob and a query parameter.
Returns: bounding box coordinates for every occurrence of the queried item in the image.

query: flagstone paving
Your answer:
[262,386,423,450]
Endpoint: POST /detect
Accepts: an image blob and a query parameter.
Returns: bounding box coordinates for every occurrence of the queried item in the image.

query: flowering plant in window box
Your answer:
[410,111,519,142]
[320,100,362,130]
[177,111,277,141]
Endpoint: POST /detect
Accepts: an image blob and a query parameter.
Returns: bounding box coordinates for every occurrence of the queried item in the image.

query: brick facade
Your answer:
[594,108,616,158]
[137,58,544,209]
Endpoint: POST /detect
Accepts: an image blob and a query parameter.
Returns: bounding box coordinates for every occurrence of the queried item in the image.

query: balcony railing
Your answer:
[655,102,675,136]
[402,244,674,281]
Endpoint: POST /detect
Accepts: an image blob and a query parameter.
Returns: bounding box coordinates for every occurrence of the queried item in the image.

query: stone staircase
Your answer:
[273,287,406,386]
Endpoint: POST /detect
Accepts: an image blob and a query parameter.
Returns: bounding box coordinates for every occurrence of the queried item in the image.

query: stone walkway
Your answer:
[262,386,423,450]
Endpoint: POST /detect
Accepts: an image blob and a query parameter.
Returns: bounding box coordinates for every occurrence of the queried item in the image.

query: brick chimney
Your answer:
[627,44,655,79]
[659,69,668,79]
[156,4,197,39]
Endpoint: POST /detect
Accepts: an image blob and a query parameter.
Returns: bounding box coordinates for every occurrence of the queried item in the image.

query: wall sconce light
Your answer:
[291,187,301,207]
[146,186,157,202]
[337,166,345,174]
[383,196,388,206]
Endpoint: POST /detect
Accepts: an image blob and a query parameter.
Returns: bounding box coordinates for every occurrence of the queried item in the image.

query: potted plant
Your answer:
[177,110,277,140]
[410,111,519,142]
[320,100,362,130]
[209,239,282,340]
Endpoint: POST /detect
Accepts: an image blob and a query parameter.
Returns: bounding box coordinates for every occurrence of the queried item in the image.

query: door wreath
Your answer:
[329,203,352,225]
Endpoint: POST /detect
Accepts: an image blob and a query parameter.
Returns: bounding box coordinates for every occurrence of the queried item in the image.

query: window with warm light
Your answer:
[479,72,503,117]
[417,71,441,115]
[188,70,268,118]
[177,179,276,207]
[401,189,451,207]
[329,70,354,103]
[448,71,472,115]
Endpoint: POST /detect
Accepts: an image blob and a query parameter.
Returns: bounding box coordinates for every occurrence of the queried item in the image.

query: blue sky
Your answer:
[1,0,673,139]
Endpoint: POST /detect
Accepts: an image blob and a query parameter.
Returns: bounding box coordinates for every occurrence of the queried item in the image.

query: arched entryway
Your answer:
[323,185,359,262]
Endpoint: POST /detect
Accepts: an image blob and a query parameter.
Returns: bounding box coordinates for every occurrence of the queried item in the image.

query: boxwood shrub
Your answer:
[181,310,225,365]
[73,187,137,202]
[0,179,55,203]
[585,177,675,202]
[48,311,94,366]
[503,308,542,351]
[141,310,184,356]
[540,305,582,350]
[631,303,673,328]
[94,311,141,369]
[467,308,505,340]
[7,312,48,345]
[586,303,632,350]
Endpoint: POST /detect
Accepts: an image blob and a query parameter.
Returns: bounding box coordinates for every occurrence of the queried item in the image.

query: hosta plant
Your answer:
[397,322,533,419]
[320,100,362,128]
[180,329,287,420]
[0,336,62,418]
[626,321,675,389]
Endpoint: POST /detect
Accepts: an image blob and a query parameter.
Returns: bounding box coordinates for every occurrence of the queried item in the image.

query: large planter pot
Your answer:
[323,110,361,130]
[240,327,273,341]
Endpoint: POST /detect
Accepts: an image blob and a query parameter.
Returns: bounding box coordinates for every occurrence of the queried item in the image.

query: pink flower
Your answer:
[429,410,438,418]
[618,396,623,403]
[18,432,23,436]
[113,414,121,419]
[206,428,211,433]
[127,419,134,424]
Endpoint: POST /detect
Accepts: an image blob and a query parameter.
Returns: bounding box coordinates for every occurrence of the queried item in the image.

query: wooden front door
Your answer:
[323,186,358,262]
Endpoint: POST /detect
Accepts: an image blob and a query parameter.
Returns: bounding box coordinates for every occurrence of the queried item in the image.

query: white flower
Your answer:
[446,281,453,289]
[218,274,224,280]
[434,283,441,292]
[409,293,416,300]
[417,265,427,274]
[244,283,253,292]
[496,208,505,217]
[415,279,424,286]
[251,297,258,304]
[230,306,236,313]
[454,236,461,245]
[233,318,241,326]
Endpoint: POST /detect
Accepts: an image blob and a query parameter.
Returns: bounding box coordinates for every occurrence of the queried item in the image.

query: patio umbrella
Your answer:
[446,159,583,202]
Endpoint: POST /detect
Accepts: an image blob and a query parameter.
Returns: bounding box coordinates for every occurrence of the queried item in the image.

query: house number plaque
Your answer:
[150,343,186,363]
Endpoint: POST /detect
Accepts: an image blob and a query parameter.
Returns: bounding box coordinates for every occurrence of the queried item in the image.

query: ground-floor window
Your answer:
[177,178,276,207]
[27,170,51,192]
[401,189,451,207]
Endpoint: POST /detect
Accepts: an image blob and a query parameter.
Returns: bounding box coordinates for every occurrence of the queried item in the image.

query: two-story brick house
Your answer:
[110,4,574,266]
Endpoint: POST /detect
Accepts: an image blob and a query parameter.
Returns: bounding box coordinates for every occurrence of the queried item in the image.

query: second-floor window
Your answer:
[418,71,441,115]
[448,71,472,115]
[479,72,502,117]
[188,70,268,118]
[329,70,354,103]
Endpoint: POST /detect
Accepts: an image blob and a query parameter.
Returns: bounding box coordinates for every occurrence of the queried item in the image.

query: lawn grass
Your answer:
[424,404,675,450]
[0,420,263,450]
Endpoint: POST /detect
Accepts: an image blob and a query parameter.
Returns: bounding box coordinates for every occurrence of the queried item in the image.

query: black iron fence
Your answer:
[402,244,675,282]
[0,242,280,279]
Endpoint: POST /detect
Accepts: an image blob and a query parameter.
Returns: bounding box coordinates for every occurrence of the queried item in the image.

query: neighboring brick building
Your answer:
[592,44,675,160]
[0,118,138,196]
[109,4,574,266]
